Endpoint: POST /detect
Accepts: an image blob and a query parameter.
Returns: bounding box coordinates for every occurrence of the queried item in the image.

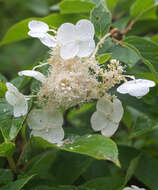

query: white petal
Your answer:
[101,121,119,137]
[27,108,63,131]
[28,20,49,33]
[117,82,130,94]
[39,33,57,48]
[77,40,95,58]
[60,42,79,60]
[135,79,155,87]
[13,99,28,117]
[123,188,133,190]
[57,23,76,45]
[112,98,124,123]
[91,111,109,131]
[5,83,28,117]
[128,87,149,97]
[6,82,19,94]
[5,90,20,106]
[6,83,21,106]
[117,79,155,97]
[32,126,64,144]
[18,70,46,83]
[28,31,46,38]
[96,98,113,115]
[131,186,145,190]
[76,19,94,41]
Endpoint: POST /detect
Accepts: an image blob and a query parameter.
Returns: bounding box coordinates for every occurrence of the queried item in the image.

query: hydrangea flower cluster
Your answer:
[4,19,156,144]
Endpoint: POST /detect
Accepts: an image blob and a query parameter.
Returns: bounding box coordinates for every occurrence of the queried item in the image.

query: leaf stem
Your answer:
[7,157,17,174]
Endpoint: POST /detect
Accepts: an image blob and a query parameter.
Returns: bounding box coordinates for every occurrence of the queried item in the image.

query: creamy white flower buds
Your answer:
[91,98,124,137]
[117,79,155,98]
[5,82,28,117]
[57,19,95,60]
[123,185,146,190]
[27,107,64,144]
[28,20,57,47]
[18,70,46,83]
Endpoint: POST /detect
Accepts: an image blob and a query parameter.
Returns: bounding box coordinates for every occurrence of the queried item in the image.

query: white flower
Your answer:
[57,19,95,60]
[27,107,64,144]
[123,185,146,190]
[18,70,46,83]
[117,79,155,98]
[28,20,57,48]
[5,82,28,117]
[91,98,124,137]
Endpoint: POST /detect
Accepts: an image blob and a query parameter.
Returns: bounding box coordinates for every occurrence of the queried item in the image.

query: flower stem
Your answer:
[92,28,120,58]
[33,62,50,70]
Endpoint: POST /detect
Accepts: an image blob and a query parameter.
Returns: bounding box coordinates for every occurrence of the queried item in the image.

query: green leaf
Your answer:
[81,176,124,190]
[82,159,110,180]
[129,114,153,139]
[118,145,140,171]
[106,0,120,12]
[0,13,88,46]
[51,152,93,185]
[25,0,49,16]
[128,19,158,36]
[29,185,90,190]
[59,0,95,14]
[0,175,34,190]
[0,81,7,98]
[0,169,13,185]
[0,99,25,141]
[24,150,58,177]
[22,150,58,189]
[67,102,95,129]
[111,45,140,68]
[90,1,112,39]
[112,17,130,32]
[121,38,158,82]
[32,134,120,167]
[0,74,7,83]
[0,142,15,157]
[135,154,158,190]
[130,0,157,20]
[123,155,141,186]
[96,53,112,64]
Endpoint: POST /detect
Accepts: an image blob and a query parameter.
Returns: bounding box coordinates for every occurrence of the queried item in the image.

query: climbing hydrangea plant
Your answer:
[5,19,155,145]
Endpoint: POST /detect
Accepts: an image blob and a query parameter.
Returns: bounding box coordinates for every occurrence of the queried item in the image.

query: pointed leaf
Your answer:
[90,1,112,39]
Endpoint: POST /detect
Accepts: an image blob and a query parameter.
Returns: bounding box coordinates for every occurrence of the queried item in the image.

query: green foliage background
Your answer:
[0,0,158,189]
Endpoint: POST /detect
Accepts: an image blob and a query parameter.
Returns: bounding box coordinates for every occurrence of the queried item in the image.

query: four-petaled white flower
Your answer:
[57,19,95,60]
[123,185,146,190]
[91,98,124,137]
[18,70,46,83]
[27,107,64,144]
[117,79,155,98]
[5,82,28,117]
[28,20,57,48]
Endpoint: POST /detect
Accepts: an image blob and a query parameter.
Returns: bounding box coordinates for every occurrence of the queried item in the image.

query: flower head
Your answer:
[91,98,124,137]
[28,20,57,47]
[27,107,64,144]
[18,70,46,83]
[57,19,95,60]
[123,185,146,190]
[117,79,155,98]
[5,82,28,117]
